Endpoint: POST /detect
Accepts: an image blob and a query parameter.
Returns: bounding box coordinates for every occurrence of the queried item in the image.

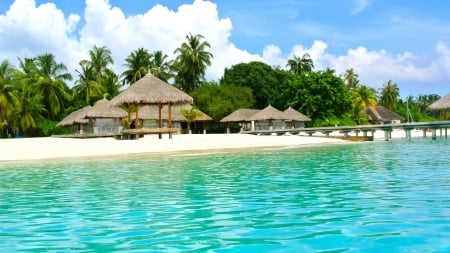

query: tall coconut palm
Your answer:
[352,85,377,110]
[0,60,19,121]
[81,45,120,98]
[82,45,114,78]
[286,53,314,75]
[121,47,151,86]
[344,68,359,90]
[149,50,172,82]
[73,62,105,105]
[9,81,46,135]
[20,53,72,119]
[173,33,213,92]
[379,80,399,110]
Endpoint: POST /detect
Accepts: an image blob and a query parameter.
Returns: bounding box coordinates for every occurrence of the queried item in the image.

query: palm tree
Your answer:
[9,81,46,136]
[82,45,114,79]
[0,60,19,122]
[286,53,314,75]
[73,62,105,105]
[20,53,72,119]
[352,85,377,111]
[180,107,201,134]
[173,33,213,92]
[344,68,359,90]
[379,80,399,110]
[149,50,172,82]
[121,47,151,86]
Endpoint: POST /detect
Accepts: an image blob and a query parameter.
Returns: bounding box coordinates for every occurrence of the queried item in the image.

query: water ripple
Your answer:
[0,139,450,252]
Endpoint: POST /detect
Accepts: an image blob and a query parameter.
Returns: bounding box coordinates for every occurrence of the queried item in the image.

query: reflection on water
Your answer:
[1,139,449,252]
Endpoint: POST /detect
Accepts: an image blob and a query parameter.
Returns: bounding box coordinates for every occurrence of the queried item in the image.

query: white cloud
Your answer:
[0,0,448,96]
[351,0,372,15]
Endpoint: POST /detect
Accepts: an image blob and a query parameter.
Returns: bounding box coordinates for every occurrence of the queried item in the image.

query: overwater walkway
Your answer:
[243,120,450,140]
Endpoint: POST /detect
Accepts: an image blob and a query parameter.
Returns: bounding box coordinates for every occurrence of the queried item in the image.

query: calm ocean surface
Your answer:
[1,138,450,252]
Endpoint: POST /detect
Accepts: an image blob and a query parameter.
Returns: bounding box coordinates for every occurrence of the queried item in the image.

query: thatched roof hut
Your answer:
[110,74,193,105]
[56,106,91,127]
[249,105,286,121]
[283,107,311,122]
[85,98,127,119]
[366,105,403,124]
[109,74,193,130]
[429,93,450,110]
[220,109,260,122]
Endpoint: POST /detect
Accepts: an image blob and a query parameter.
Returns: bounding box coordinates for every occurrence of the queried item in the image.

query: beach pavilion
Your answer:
[85,98,128,134]
[429,93,450,119]
[249,105,287,130]
[56,105,92,134]
[109,74,194,138]
[283,107,311,128]
[220,109,261,133]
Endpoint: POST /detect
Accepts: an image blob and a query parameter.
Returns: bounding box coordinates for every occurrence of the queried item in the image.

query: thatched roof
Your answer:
[132,104,213,122]
[283,107,311,121]
[429,93,450,110]
[249,105,286,121]
[85,98,128,118]
[220,109,260,122]
[56,106,91,127]
[366,105,403,122]
[110,74,193,105]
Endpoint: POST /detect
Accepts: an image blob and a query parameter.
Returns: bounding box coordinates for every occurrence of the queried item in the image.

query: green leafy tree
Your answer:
[173,33,213,92]
[286,53,314,75]
[379,80,399,110]
[121,47,151,85]
[287,70,353,125]
[190,82,254,121]
[220,61,280,109]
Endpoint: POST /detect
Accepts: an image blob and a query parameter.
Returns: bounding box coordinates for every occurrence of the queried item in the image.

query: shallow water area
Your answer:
[1,138,449,252]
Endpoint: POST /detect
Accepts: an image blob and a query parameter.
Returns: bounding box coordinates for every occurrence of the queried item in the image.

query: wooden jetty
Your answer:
[242,121,450,141]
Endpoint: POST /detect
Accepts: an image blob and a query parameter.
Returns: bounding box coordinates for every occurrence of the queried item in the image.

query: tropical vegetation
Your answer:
[0,33,444,137]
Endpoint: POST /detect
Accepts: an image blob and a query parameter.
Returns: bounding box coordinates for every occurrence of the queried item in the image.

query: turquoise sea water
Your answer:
[0,138,450,252]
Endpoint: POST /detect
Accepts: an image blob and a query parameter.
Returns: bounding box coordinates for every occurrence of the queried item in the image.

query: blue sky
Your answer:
[1,0,450,97]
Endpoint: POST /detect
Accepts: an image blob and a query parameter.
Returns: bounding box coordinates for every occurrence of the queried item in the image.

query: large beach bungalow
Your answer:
[85,98,128,134]
[248,105,287,130]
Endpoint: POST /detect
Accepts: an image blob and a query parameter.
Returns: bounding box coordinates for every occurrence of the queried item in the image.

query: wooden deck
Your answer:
[120,127,180,139]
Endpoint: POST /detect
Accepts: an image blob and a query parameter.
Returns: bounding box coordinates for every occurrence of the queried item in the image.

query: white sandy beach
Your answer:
[0,129,434,162]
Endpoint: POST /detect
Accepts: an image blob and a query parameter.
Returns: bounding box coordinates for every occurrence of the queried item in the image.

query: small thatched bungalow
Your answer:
[110,74,193,131]
[86,98,127,134]
[56,106,92,134]
[220,109,261,133]
[249,105,287,130]
[429,93,450,119]
[283,107,311,128]
[365,105,403,124]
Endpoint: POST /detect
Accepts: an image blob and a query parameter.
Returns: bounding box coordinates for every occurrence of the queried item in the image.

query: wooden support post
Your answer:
[158,103,162,139]
[432,128,437,140]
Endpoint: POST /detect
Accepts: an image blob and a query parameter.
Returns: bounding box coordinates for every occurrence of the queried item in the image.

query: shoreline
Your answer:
[0,130,434,162]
